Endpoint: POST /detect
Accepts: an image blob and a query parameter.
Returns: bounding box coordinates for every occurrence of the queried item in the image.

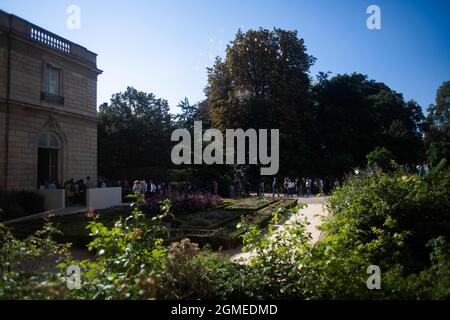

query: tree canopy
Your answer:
[203,28,425,177]
[97,28,444,183]
[311,73,424,175]
[424,81,450,166]
[205,28,316,178]
[98,87,173,179]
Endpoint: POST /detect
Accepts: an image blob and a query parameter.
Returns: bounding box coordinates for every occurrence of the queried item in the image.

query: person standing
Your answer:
[141,180,148,194]
[212,180,218,195]
[318,178,324,194]
[132,180,141,194]
[73,180,80,204]
[150,181,157,197]
[334,178,340,189]
[157,183,162,196]
[86,176,95,189]
[306,178,312,196]
[297,177,303,197]
[229,182,235,198]
[79,179,86,205]
[423,162,430,175]
[272,177,277,198]
[418,164,425,177]
[64,179,74,206]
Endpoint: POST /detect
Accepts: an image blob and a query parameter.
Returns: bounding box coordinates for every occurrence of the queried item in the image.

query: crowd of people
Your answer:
[57,162,431,206]
[268,177,339,198]
[130,180,168,198]
[226,176,340,198]
[122,179,220,199]
[62,176,106,206]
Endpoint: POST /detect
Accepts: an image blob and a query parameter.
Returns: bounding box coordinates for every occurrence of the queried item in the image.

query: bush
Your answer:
[427,141,450,167]
[158,239,217,299]
[226,197,275,211]
[61,202,169,299]
[234,162,450,299]
[366,146,396,171]
[0,223,70,299]
[328,160,450,272]
[0,190,45,221]
[139,193,223,217]
[2,167,450,300]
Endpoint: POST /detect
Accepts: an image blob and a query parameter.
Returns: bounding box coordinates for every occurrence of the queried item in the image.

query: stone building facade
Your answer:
[0,11,102,190]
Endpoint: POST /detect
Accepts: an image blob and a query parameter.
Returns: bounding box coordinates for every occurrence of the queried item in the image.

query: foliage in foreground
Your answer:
[0,223,70,299]
[1,164,450,299]
[259,162,450,299]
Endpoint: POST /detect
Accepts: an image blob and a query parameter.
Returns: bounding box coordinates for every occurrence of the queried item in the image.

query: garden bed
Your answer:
[225,197,276,211]
[176,209,243,229]
[171,198,298,250]
[6,197,297,250]
[140,193,224,216]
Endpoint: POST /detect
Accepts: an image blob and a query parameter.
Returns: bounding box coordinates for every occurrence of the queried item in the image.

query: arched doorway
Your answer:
[37,132,61,188]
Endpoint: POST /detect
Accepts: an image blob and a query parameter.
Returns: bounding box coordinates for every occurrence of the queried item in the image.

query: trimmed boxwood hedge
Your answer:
[225,197,276,211]
[176,199,298,249]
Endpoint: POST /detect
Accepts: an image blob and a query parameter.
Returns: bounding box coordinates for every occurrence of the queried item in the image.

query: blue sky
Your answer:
[1,0,449,114]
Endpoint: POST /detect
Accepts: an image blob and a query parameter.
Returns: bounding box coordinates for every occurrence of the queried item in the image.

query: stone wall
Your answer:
[0,103,6,187]
[0,11,101,190]
[8,38,98,118]
[3,103,97,190]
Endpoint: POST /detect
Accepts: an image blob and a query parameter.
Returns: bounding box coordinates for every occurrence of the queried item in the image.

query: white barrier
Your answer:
[86,187,122,210]
[36,189,65,210]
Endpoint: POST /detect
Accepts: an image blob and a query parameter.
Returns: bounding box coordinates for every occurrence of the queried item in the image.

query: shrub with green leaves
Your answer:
[328,160,450,272]
[233,161,450,299]
[0,223,70,299]
[366,146,396,172]
[2,165,449,300]
[61,197,170,299]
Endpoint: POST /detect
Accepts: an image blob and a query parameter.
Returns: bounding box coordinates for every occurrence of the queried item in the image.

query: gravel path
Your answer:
[223,196,329,263]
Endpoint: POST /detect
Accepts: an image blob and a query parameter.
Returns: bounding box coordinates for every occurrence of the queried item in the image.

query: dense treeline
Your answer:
[98,28,448,182]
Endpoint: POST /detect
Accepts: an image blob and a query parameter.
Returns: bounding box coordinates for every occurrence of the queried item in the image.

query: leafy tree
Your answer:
[424,81,450,166]
[311,73,424,175]
[98,87,173,179]
[174,97,197,130]
[172,97,225,188]
[205,28,316,177]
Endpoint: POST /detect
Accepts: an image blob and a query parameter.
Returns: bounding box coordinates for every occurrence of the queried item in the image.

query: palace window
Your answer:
[42,63,64,104]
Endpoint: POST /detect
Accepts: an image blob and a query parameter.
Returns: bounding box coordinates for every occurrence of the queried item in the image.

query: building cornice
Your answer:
[0,10,103,75]
[0,98,99,123]
[11,34,103,75]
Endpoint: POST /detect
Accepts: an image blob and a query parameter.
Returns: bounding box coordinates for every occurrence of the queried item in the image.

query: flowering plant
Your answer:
[139,193,223,216]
